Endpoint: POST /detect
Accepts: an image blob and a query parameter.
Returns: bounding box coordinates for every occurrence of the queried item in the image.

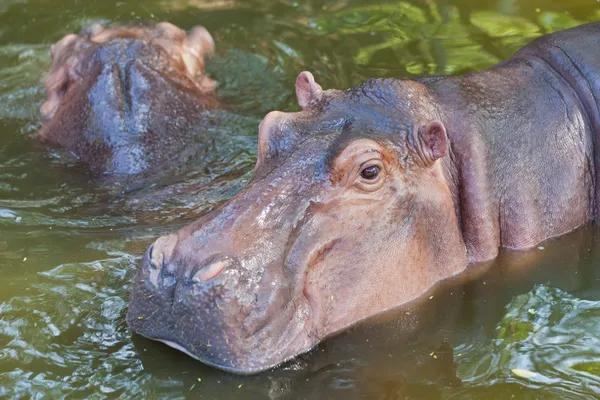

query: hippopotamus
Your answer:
[37,22,217,177]
[127,22,600,374]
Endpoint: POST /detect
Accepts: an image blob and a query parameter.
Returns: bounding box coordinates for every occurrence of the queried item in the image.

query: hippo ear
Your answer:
[82,22,104,40]
[186,25,215,56]
[296,71,323,110]
[418,120,448,165]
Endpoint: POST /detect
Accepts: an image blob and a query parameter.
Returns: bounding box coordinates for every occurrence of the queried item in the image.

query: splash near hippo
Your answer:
[127,22,600,374]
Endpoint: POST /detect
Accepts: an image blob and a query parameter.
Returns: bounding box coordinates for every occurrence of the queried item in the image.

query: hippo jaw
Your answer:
[128,286,317,375]
[153,308,316,374]
[127,72,469,373]
[126,225,321,374]
[131,295,318,375]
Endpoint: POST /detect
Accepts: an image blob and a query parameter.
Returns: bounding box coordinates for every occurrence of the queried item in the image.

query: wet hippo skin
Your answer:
[37,22,217,177]
[127,22,600,374]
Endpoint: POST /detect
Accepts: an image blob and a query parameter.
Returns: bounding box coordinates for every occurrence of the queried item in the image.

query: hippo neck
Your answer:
[422,50,596,263]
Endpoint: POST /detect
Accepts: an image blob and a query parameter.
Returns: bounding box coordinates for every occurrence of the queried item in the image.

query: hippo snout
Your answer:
[128,237,263,372]
[128,162,326,373]
[128,225,318,373]
[146,234,228,289]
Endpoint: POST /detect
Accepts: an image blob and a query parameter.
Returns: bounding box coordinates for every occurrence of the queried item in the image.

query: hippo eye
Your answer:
[354,159,385,192]
[360,165,380,180]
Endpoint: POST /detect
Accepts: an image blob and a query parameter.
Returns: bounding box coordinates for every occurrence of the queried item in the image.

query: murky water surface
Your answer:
[1,0,600,398]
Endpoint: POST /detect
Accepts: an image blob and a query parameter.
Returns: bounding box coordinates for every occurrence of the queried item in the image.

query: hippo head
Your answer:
[127,72,468,373]
[38,22,217,174]
[41,21,216,122]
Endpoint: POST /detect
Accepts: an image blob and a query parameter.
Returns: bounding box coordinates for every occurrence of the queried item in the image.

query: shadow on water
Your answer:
[1,0,600,398]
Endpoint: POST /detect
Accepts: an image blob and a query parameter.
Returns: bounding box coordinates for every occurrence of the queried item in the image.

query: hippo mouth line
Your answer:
[154,339,261,374]
[299,237,342,331]
[142,296,318,374]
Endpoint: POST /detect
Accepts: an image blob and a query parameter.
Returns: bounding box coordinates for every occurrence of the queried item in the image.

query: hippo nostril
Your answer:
[149,244,163,271]
[160,263,178,287]
[146,234,178,287]
[148,234,178,270]
[192,260,226,283]
[148,244,155,264]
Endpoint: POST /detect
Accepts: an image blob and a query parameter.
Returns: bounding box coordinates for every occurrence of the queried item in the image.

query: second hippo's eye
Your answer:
[360,166,380,180]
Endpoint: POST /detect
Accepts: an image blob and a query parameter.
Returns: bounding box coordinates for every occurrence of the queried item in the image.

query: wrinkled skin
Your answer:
[127,22,600,374]
[38,22,217,176]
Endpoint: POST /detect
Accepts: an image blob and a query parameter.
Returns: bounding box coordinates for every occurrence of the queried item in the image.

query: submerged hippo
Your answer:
[127,22,600,373]
[38,22,217,176]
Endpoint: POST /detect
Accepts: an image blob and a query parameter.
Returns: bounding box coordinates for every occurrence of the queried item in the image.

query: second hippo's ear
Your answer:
[418,120,448,165]
[296,71,323,110]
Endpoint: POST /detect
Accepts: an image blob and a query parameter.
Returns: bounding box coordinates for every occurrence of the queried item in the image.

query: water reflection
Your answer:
[0,0,599,398]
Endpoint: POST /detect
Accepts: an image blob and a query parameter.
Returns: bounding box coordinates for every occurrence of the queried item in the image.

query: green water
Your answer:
[1,0,600,398]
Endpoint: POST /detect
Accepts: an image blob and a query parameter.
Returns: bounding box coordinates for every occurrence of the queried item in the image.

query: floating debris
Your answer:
[511,368,539,379]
